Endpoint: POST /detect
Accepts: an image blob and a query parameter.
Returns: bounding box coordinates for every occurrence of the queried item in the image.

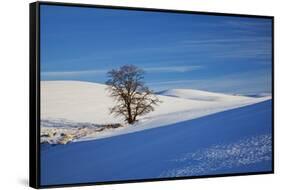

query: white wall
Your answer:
[0,0,279,189]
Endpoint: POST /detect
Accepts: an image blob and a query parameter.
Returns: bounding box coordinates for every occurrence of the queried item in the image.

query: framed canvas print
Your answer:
[29,1,274,188]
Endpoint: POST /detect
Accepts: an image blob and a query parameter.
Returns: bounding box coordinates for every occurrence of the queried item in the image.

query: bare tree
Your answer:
[106,65,161,124]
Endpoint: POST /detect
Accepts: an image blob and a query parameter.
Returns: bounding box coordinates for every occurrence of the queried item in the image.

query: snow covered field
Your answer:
[41,81,271,142]
[41,100,272,185]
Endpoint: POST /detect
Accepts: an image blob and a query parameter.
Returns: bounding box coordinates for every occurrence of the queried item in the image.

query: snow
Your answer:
[160,134,272,177]
[41,81,123,124]
[40,119,99,144]
[41,81,271,142]
[41,119,126,144]
[41,100,272,186]
[157,88,243,101]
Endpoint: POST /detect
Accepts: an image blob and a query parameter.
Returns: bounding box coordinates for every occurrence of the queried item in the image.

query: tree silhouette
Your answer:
[106,65,161,124]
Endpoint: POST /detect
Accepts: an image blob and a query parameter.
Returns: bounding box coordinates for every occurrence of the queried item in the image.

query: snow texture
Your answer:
[160,134,271,177]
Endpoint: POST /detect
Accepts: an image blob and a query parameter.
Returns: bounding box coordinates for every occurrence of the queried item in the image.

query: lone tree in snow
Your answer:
[106,65,161,124]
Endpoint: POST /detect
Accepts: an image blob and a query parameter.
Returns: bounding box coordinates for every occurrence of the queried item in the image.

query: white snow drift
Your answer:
[41,81,271,143]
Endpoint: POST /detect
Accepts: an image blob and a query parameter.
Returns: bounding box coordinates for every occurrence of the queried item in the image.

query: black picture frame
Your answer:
[30,1,274,189]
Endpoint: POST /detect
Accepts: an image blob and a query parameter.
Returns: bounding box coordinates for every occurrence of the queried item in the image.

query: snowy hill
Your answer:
[41,81,271,142]
[41,100,272,185]
[158,88,252,101]
[41,81,120,124]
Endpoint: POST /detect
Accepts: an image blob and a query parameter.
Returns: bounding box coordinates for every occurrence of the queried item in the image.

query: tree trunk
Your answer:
[127,103,134,124]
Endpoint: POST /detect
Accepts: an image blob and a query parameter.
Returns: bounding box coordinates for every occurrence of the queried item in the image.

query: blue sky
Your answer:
[40,5,272,94]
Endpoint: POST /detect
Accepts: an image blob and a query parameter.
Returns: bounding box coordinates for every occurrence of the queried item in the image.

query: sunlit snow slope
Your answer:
[41,81,271,141]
